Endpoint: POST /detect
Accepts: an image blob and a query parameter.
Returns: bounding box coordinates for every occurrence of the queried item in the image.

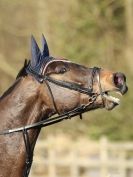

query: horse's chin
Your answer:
[103,91,121,110]
[104,99,119,110]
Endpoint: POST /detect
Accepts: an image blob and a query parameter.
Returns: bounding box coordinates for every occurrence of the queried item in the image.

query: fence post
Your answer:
[70,150,79,177]
[119,150,126,177]
[100,136,108,177]
[49,138,56,177]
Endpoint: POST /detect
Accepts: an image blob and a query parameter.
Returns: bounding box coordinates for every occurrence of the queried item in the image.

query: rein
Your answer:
[0,64,104,177]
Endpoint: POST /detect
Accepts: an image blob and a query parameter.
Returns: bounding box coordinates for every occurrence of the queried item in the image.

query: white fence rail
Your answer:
[30,135,133,177]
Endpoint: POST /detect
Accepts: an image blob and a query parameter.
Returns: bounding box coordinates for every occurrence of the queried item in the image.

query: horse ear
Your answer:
[31,35,41,67]
[41,34,49,58]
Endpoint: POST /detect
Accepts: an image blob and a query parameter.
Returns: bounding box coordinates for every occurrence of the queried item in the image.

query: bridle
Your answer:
[0,60,105,177]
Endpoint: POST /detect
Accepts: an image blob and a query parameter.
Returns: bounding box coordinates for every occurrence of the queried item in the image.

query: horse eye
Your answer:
[59,67,67,74]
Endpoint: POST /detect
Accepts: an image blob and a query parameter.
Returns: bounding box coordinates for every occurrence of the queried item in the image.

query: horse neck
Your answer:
[0,76,54,127]
[0,76,54,177]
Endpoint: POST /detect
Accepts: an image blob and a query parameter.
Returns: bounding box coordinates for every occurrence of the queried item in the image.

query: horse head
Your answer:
[17,35,128,115]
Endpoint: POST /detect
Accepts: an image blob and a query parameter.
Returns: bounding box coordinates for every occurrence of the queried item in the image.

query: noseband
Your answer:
[0,60,105,177]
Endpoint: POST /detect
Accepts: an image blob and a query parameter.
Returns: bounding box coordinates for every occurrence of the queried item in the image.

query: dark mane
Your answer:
[16,59,29,79]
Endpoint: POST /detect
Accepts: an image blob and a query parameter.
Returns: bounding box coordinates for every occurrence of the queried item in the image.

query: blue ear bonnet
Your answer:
[27,34,53,76]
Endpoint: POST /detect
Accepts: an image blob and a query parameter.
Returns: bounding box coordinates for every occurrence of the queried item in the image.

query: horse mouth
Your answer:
[105,91,120,103]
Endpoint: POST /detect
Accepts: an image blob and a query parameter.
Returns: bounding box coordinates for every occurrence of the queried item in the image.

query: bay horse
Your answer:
[0,35,128,177]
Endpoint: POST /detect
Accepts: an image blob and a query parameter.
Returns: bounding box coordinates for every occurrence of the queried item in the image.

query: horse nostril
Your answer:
[113,72,126,88]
